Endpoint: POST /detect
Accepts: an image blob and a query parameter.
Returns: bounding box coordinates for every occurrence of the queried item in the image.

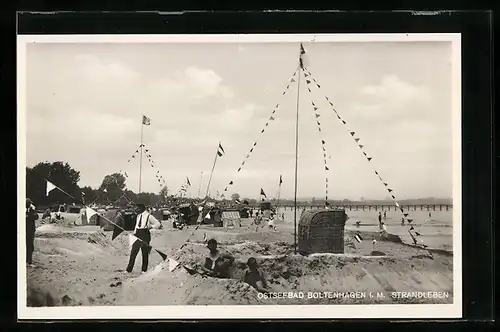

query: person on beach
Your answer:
[268,213,276,230]
[244,257,270,294]
[126,203,162,274]
[201,239,235,278]
[383,211,387,220]
[26,198,39,267]
[401,217,405,225]
[378,212,382,224]
[379,222,388,240]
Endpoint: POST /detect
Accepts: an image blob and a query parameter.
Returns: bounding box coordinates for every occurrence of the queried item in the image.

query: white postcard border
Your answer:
[17,33,462,320]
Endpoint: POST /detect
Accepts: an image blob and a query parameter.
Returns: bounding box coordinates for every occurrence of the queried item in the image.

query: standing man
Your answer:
[126,203,162,274]
[26,198,39,267]
[383,210,387,220]
[378,212,382,225]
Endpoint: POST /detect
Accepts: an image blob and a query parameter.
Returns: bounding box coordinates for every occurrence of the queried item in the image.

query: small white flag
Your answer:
[46,180,56,196]
[129,233,138,249]
[205,213,211,219]
[168,258,180,272]
[395,202,400,208]
[86,207,97,220]
[103,188,107,193]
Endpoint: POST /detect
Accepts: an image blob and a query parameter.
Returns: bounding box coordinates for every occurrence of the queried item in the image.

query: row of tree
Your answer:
[26,161,173,207]
[26,161,244,208]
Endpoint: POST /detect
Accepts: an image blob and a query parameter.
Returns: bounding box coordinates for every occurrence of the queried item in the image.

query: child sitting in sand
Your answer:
[244,257,270,294]
[200,239,235,279]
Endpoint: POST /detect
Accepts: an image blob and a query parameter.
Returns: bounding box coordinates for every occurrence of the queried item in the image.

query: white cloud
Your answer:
[74,54,138,81]
[350,74,433,123]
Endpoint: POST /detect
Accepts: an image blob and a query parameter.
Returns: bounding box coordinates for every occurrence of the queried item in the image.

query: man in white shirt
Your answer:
[126,203,162,273]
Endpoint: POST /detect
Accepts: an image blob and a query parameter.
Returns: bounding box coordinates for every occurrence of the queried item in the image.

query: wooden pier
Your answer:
[252,204,453,212]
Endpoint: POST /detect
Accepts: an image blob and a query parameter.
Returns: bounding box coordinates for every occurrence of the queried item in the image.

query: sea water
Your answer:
[275,208,453,251]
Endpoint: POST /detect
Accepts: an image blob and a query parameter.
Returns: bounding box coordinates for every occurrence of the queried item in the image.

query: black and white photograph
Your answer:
[18,33,461,319]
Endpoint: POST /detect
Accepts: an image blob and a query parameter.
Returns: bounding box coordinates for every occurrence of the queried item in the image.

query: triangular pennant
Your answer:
[325,166,329,171]
[342,120,346,124]
[229,181,234,185]
[321,140,325,145]
[388,189,393,193]
[391,195,396,199]
[383,182,388,186]
[313,107,318,111]
[404,213,409,217]
[249,148,254,153]
[316,84,321,88]
[155,249,168,261]
[86,207,97,220]
[224,188,228,191]
[269,116,275,121]
[168,258,180,272]
[261,129,265,133]
[307,88,312,93]
[112,224,124,241]
[128,233,138,249]
[315,113,320,118]
[359,145,364,149]
[355,138,360,143]
[237,168,241,172]
[317,121,321,126]
[395,202,400,207]
[46,180,57,196]
[306,79,311,84]
[286,84,290,89]
[290,78,296,83]
[205,213,211,219]
[253,142,257,146]
[367,157,372,161]
[246,154,250,158]
[265,123,269,127]
[350,131,355,136]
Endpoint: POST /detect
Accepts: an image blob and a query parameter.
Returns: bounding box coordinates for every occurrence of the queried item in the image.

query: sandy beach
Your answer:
[26,213,453,306]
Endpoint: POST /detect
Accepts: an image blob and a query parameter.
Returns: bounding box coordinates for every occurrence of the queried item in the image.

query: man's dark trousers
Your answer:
[26,223,35,264]
[126,229,151,272]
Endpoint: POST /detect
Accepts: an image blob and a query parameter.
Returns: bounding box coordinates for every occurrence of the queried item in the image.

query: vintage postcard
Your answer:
[17,33,462,319]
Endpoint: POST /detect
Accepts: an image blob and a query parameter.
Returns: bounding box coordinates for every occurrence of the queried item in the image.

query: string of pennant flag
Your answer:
[305,92,331,206]
[44,178,177,265]
[301,65,424,247]
[141,144,167,187]
[221,67,299,195]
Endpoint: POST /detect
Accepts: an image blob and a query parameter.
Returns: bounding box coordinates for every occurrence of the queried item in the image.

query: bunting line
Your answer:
[141,144,167,188]
[302,68,331,206]
[40,178,168,260]
[303,66,425,247]
[221,67,299,195]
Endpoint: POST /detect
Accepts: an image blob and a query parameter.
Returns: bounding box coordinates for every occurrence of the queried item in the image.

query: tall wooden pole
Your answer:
[293,66,301,254]
[139,122,144,194]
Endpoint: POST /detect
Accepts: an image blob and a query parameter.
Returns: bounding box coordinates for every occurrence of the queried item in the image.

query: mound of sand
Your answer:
[28,225,453,306]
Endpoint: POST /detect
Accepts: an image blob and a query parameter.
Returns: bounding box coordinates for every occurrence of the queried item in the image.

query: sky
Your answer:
[24,40,454,200]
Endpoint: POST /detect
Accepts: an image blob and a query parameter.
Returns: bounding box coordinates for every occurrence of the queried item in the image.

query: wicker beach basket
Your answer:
[298,209,348,255]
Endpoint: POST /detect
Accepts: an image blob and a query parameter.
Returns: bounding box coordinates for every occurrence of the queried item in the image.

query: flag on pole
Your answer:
[217,142,225,157]
[260,188,267,198]
[186,177,191,186]
[46,180,56,196]
[279,175,283,185]
[142,115,151,125]
[299,43,309,68]
[103,188,107,193]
